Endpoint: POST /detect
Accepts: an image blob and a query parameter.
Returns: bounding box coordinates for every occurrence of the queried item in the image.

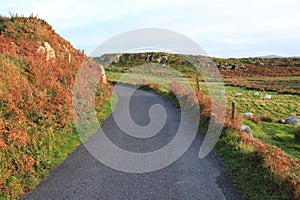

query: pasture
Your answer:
[105,66,300,160]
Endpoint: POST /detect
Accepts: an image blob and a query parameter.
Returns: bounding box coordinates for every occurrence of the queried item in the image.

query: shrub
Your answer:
[260,114,273,122]
[293,126,300,142]
[245,115,261,124]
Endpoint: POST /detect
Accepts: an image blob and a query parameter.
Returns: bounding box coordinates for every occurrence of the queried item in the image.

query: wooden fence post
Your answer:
[231,101,235,121]
[196,75,200,92]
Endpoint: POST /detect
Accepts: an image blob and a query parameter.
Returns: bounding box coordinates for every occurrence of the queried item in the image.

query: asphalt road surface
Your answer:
[23,86,242,200]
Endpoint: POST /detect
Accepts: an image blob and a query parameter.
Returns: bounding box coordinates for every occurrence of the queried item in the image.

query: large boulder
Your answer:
[285,116,299,125]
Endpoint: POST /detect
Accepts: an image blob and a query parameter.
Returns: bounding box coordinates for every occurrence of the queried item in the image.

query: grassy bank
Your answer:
[216,132,290,199]
[0,16,115,199]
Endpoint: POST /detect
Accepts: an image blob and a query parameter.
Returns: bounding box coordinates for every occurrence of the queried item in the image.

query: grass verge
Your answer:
[0,90,116,200]
[216,131,290,200]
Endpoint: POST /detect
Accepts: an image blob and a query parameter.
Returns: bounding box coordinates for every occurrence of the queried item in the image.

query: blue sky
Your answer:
[1,0,299,57]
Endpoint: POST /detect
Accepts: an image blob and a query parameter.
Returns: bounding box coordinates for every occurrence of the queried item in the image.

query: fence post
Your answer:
[196,75,200,92]
[231,101,235,121]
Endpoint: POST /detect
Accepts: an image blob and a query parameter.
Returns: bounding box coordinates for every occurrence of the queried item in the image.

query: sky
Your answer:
[1,0,299,58]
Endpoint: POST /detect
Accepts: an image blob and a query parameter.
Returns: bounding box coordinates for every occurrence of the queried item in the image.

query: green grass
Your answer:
[261,122,300,159]
[242,119,300,159]
[96,90,118,123]
[242,119,267,139]
[221,85,300,119]
[216,132,290,200]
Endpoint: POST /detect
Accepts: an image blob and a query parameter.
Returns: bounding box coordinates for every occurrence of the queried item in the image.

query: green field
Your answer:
[105,63,300,160]
[213,84,300,159]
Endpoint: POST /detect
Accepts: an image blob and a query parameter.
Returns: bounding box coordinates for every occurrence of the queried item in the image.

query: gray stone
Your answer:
[241,125,253,137]
[285,116,299,125]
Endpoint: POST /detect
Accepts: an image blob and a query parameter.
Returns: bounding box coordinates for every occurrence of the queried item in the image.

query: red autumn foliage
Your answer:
[0,15,111,198]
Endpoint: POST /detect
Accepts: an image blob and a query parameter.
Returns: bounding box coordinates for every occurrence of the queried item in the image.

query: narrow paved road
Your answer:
[23,86,242,200]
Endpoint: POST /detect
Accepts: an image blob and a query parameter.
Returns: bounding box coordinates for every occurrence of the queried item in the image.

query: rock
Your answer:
[285,116,299,125]
[243,112,253,117]
[37,46,46,54]
[230,64,236,70]
[63,45,72,63]
[160,56,168,63]
[240,65,246,70]
[241,125,253,137]
[98,64,107,84]
[146,54,152,62]
[278,119,285,124]
[247,132,253,137]
[235,93,242,97]
[263,94,271,100]
[44,42,56,61]
[253,92,260,96]
[219,90,225,95]
[83,58,107,84]
[99,54,121,63]
[37,42,56,61]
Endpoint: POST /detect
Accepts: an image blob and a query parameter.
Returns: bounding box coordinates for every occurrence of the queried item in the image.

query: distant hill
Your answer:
[96,52,300,77]
[259,55,283,58]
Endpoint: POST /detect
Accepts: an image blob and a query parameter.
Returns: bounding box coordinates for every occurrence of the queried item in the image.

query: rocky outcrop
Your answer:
[37,42,56,61]
[83,58,107,84]
[98,54,121,63]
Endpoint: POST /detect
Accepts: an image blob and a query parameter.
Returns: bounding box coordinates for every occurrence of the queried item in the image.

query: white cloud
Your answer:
[1,0,299,57]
